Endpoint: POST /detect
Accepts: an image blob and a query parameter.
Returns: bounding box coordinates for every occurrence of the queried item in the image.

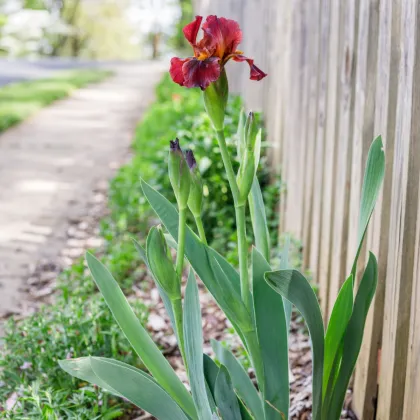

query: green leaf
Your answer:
[59,357,139,398]
[133,239,177,334]
[249,177,270,261]
[351,136,385,275]
[211,339,264,419]
[279,236,292,328]
[203,354,219,398]
[214,365,242,420]
[141,179,252,336]
[90,357,189,420]
[265,269,324,420]
[327,253,378,420]
[209,256,252,331]
[184,270,213,420]
[252,248,288,419]
[322,275,353,401]
[60,357,188,420]
[85,252,196,419]
[204,355,253,419]
[203,354,218,412]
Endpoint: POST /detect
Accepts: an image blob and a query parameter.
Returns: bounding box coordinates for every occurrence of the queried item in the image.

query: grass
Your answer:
[0,69,112,134]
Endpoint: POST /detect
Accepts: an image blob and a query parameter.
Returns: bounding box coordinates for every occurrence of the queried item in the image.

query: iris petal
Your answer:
[200,15,242,59]
[183,15,203,47]
[170,57,189,86]
[232,54,267,81]
[182,57,221,90]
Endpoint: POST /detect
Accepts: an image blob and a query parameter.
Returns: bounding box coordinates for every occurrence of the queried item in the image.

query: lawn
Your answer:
[0,69,112,134]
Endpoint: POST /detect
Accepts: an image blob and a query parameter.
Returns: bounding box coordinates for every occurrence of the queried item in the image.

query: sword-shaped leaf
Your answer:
[265,269,324,420]
[214,365,242,420]
[211,339,264,419]
[184,270,213,420]
[85,252,196,419]
[252,248,289,419]
[327,253,378,420]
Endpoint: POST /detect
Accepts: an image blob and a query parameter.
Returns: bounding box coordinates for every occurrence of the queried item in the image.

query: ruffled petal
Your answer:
[232,54,267,81]
[199,15,242,59]
[183,15,203,47]
[170,57,189,86]
[182,57,221,90]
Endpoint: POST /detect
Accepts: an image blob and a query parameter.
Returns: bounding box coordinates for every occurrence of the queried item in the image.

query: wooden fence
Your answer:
[193,1,420,419]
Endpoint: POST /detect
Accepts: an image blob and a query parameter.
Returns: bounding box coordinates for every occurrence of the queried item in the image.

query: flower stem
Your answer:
[194,214,208,245]
[216,129,240,202]
[175,207,187,279]
[235,204,251,310]
[171,297,188,372]
[215,129,250,311]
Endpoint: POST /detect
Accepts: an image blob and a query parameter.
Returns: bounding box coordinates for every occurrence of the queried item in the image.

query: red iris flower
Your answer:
[170,15,267,90]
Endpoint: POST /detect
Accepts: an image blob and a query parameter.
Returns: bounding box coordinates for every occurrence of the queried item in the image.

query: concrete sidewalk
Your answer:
[0,61,165,316]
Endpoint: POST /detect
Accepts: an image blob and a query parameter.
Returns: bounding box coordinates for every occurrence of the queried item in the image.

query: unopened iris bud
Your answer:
[169,138,191,210]
[146,226,180,300]
[237,150,255,205]
[203,69,228,131]
[245,111,259,150]
[185,149,203,217]
[236,112,261,204]
[237,108,246,159]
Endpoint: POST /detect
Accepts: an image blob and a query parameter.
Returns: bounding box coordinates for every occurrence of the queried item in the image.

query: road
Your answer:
[0,58,123,86]
[0,61,165,319]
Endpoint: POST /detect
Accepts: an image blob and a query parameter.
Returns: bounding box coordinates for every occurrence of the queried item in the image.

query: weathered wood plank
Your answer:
[301,0,321,268]
[376,0,420,417]
[346,0,379,276]
[308,0,331,278]
[328,0,360,314]
[403,171,420,418]
[318,0,343,318]
[284,0,306,235]
[278,0,293,234]
[352,0,401,417]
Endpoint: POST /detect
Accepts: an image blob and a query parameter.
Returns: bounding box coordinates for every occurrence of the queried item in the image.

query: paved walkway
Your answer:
[0,62,165,316]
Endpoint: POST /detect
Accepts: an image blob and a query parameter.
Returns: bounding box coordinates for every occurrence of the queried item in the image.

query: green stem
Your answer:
[216,129,240,202]
[175,207,187,279]
[171,297,188,372]
[236,204,251,310]
[216,129,250,311]
[194,214,208,245]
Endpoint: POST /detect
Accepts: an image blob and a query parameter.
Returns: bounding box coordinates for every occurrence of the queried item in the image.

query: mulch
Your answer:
[1,180,357,420]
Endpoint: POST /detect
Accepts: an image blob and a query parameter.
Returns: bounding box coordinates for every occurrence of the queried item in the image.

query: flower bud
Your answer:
[146,226,180,300]
[169,138,191,210]
[237,108,246,159]
[245,111,259,150]
[236,112,261,204]
[203,68,228,131]
[185,150,203,217]
[236,149,256,205]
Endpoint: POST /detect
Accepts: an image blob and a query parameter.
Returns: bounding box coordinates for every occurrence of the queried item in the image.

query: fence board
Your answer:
[309,0,331,276]
[301,0,321,268]
[283,1,306,236]
[376,0,420,417]
[403,173,420,418]
[328,0,360,314]
[352,0,400,417]
[318,0,343,318]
